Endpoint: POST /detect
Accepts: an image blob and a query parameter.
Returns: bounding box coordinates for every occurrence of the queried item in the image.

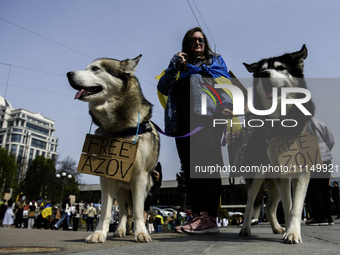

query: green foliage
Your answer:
[0,148,17,196]
[18,156,80,204]
[175,163,189,208]
[23,156,57,201]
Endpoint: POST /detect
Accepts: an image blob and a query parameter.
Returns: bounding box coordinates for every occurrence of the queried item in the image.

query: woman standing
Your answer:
[147,212,155,233]
[72,204,81,231]
[157,27,235,234]
[54,194,72,230]
[3,199,14,228]
[27,201,36,229]
[85,203,97,232]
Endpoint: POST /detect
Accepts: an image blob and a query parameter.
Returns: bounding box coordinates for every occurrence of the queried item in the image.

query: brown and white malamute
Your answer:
[67,55,159,243]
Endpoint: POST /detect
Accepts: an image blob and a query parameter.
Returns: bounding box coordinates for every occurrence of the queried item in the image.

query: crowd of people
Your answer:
[0,194,99,232]
[146,210,184,233]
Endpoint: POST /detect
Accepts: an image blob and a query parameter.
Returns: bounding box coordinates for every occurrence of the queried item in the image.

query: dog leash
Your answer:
[88,111,201,142]
[133,112,141,145]
[150,121,204,138]
[88,121,94,134]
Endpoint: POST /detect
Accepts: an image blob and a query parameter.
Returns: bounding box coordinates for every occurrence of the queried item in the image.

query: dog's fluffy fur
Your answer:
[67,55,159,243]
[239,45,315,244]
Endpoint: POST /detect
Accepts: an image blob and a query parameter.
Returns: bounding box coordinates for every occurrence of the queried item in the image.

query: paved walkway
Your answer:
[0,220,339,254]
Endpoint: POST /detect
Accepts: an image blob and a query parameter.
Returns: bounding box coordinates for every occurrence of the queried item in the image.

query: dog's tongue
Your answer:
[74,89,85,100]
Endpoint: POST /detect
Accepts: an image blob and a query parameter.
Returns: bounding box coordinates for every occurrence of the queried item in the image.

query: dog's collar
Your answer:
[110,121,152,137]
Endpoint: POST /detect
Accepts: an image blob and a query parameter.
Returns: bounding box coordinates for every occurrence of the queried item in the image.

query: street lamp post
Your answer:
[56,172,72,204]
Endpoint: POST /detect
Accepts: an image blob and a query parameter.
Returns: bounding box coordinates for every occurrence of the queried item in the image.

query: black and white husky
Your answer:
[67,55,160,243]
[239,45,315,244]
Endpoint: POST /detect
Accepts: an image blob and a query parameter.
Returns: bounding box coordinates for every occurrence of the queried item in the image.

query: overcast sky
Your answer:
[1,0,339,184]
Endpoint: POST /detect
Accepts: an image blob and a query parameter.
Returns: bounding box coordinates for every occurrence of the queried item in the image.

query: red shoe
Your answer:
[175,213,199,233]
[181,212,219,234]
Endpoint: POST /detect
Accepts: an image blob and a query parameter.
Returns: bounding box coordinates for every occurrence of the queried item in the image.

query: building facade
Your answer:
[0,95,58,182]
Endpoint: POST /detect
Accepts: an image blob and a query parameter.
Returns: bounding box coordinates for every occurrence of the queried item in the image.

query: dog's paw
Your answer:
[283,232,302,244]
[239,228,251,236]
[114,229,126,238]
[273,226,285,234]
[85,231,107,243]
[134,232,151,242]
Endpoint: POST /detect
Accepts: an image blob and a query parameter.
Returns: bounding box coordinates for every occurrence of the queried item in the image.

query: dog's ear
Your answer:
[120,54,142,75]
[243,62,258,73]
[290,44,308,71]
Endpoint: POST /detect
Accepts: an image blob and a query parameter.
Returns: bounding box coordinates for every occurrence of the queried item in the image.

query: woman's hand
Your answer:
[176,52,188,65]
[221,108,233,118]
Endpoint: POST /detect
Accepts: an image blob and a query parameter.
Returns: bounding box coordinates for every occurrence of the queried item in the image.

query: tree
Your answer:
[55,156,80,202]
[21,156,80,204]
[0,148,17,197]
[175,163,189,209]
[56,156,81,182]
[22,156,57,202]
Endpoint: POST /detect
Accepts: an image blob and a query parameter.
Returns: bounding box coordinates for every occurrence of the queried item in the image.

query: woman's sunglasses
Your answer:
[189,37,205,44]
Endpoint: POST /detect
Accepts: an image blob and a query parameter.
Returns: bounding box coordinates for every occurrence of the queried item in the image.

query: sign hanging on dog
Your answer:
[77,134,138,182]
[269,131,322,174]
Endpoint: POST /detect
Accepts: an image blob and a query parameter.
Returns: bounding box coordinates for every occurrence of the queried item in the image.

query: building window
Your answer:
[11,134,22,143]
[28,149,34,165]
[18,146,24,159]
[22,134,27,144]
[31,138,46,150]
[29,149,34,159]
[27,117,49,127]
[10,144,17,156]
[26,123,49,136]
[31,133,46,140]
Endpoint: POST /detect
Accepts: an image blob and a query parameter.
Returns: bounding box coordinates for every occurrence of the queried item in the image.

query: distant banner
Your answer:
[77,134,138,183]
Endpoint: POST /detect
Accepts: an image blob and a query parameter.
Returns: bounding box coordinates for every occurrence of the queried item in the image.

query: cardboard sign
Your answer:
[269,131,322,174]
[76,134,138,182]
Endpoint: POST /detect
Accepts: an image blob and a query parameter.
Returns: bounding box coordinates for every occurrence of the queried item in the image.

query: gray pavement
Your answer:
[0,220,339,255]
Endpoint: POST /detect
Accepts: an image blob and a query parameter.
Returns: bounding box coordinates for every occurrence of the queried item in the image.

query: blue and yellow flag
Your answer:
[41,204,52,218]
[156,56,241,132]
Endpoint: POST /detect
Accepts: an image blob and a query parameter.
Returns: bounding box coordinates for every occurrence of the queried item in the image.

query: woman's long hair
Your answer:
[181,27,217,64]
